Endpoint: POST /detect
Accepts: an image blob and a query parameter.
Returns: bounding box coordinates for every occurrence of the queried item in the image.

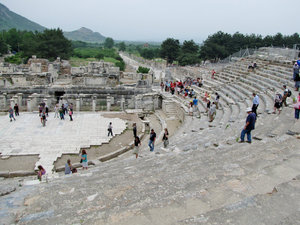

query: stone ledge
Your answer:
[0,170,36,178]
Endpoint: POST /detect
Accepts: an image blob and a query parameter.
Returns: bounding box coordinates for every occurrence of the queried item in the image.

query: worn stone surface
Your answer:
[1,49,300,225]
[0,112,126,174]
[0,185,16,196]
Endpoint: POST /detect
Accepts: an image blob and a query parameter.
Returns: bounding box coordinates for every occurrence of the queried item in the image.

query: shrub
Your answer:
[4,54,23,64]
[137,66,150,74]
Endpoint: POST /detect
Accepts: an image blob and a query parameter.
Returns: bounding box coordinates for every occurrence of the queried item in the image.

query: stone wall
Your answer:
[0,86,152,112]
[0,58,120,88]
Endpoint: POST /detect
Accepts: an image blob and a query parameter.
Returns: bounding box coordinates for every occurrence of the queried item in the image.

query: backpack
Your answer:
[287,89,292,97]
[275,94,282,103]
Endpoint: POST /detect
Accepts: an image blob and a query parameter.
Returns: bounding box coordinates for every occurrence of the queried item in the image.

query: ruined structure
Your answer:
[0,56,160,112]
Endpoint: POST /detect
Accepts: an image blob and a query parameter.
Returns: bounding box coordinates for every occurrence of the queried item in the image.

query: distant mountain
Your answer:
[0,3,45,32]
[63,27,106,43]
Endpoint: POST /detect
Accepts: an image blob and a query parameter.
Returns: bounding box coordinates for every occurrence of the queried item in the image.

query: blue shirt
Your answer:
[253,95,259,105]
[246,113,256,130]
[193,98,198,106]
[65,163,71,174]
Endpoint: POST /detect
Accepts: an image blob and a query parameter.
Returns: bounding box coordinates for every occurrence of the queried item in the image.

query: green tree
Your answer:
[178,40,199,66]
[0,36,7,54]
[140,48,155,59]
[273,33,284,47]
[115,60,125,71]
[36,28,73,60]
[95,52,104,60]
[19,31,38,60]
[118,42,126,51]
[104,37,114,49]
[181,40,199,54]
[160,38,180,64]
[4,28,22,52]
[4,53,23,64]
[137,66,150,74]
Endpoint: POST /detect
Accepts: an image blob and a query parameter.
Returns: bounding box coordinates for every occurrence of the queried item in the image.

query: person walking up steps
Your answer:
[108,122,113,137]
[192,96,199,115]
[240,107,256,143]
[133,123,137,137]
[282,85,291,107]
[148,129,156,152]
[162,128,169,148]
[133,136,141,158]
[208,102,216,122]
[252,92,259,117]
[273,93,282,114]
[8,106,16,122]
[215,93,220,109]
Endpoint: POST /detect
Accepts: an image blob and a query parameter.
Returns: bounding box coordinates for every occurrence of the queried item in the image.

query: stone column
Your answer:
[106,94,111,111]
[76,98,80,112]
[135,95,142,109]
[92,95,97,112]
[46,95,52,107]
[31,93,39,110]
[79,94,84,107]
[10,98,15,107]
[17,93,23,106]
[120,95,125,111]
[13,95,18,108]
[59,96,63,106]
[27,99,32,112]
[2,93,7,108]
[43,98,48,108]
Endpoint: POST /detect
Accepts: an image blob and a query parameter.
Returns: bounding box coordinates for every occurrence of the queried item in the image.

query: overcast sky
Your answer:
[0,0,298,43]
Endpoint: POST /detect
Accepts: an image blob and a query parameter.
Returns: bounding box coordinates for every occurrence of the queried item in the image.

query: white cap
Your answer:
[246,107,252,112]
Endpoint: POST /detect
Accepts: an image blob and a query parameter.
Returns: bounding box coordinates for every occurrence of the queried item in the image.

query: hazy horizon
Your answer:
[0,0,298,43]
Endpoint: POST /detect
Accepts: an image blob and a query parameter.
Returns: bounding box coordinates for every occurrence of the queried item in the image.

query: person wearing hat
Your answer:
[240,107,256,143]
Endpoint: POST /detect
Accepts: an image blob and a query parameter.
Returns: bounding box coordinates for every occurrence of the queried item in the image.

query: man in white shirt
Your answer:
[252,93,259,117]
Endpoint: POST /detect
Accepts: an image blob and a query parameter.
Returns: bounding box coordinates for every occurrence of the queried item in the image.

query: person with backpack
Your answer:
[273,93,282,114]
[293,62,300,91]
[282,85,291,107]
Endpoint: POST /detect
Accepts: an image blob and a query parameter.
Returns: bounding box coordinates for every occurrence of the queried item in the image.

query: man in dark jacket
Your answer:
[240,107,256,143]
